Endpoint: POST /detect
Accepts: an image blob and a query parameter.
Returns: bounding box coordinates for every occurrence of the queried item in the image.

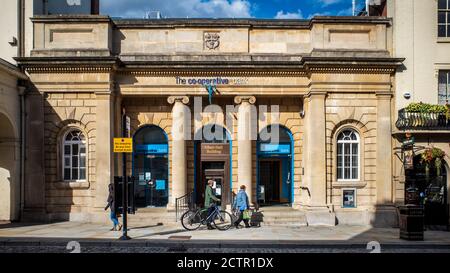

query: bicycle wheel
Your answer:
[181,210,202,231]
[213,210,233,231]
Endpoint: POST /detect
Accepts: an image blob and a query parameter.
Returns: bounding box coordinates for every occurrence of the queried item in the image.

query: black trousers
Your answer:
[235,210,250,227]
[206,206,216,225]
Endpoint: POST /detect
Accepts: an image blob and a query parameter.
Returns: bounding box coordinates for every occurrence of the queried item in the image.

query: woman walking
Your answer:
[105,183,122,231]
[233,185,251,228]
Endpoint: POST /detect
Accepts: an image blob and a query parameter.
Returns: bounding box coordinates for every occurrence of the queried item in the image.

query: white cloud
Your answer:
[307,12,332,19]
[101,0,252,18]
[317,0,344,7]
[274,9,303,19]
[336,7,353,16]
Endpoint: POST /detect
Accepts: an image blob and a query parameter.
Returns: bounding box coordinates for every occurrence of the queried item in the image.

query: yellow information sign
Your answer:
[114,138,133,153]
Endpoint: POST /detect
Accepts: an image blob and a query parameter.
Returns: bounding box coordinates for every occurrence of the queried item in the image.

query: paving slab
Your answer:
[0,221,449,248]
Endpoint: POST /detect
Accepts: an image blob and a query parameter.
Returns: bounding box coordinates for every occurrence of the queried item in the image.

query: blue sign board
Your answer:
[259,143,291,155]
[156,180,166,190]
[135,144,168,154]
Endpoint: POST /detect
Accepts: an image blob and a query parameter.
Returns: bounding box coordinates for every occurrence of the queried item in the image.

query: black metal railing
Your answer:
[231,191,236,208]
[396,109,450,130]
[175,191,196,222]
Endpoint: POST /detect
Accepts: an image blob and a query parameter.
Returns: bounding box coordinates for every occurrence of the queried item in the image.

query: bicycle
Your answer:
[180,204,234,231]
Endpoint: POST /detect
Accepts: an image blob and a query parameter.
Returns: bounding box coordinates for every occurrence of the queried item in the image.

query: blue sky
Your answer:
[100,0,366,19]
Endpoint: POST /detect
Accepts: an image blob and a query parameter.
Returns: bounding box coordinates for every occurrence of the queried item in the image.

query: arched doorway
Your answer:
[405,154,448,228]
[194,124,232,208]
[133,125,169,208]
[0,113,18,221]
[257,125,294,206]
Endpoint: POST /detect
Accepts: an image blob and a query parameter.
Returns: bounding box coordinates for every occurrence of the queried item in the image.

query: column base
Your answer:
[369,205,399,228]
[305,207,337,226]
[21,208,47,223]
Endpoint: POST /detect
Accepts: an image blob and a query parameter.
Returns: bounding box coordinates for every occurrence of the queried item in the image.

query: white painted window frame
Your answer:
[438,70,450,105]
[62,129,87,182]
[438,0,450,38]
[337,129,360,182]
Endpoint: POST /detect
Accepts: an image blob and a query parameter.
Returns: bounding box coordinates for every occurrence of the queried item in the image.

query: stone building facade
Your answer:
[16,15,404,226]
[387,0,450,228]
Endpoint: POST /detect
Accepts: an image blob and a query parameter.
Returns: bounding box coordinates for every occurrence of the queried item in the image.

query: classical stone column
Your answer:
[373,91,397,227]
[303,91,327,206]
[168,96,190,207]
[234,96,256,203]
[376,92,393,204]
[94,91,115,208]
[303,91,335,226]
[23,92,46,221]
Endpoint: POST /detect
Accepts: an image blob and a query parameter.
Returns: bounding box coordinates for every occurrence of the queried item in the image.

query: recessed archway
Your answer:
[194,124,232,208]
[257,124,294,206]
[405,154,448,228]
[132,125,169,208]
[0,112,19,221]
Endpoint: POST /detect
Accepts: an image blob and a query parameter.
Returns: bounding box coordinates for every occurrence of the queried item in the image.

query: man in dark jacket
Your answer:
[105,183,122,231]
[205,180,220,230]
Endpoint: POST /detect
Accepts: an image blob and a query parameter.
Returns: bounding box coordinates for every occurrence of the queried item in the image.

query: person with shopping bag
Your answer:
[233,184,251,228]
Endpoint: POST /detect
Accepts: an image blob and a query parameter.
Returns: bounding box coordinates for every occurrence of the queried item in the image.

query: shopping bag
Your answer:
[243,209,252,220]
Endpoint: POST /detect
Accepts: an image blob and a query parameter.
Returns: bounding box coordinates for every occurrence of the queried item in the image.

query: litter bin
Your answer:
[399,205,424,241]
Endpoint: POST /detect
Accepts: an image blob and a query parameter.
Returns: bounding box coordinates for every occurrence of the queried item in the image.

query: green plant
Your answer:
[405,102,447,113]
[421,147,446,177]
[421,147,445,164]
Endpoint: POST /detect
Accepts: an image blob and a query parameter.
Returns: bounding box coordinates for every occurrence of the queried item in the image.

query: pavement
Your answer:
[1,221,450,249]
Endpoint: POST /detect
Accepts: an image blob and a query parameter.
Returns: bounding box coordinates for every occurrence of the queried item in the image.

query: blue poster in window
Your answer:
[156,180,166,190]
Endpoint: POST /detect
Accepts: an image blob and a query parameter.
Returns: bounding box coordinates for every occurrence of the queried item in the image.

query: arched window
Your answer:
[62,129,87,181]
[337,129,359,181]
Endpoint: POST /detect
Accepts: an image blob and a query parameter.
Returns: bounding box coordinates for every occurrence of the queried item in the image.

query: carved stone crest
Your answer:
[204,32,220,50]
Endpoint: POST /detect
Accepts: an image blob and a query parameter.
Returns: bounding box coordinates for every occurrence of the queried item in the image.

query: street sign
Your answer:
[114,138,133,153]
[402,136,415,148]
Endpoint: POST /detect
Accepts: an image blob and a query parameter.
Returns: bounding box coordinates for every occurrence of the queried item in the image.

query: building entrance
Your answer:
[194,124,231,208]
[405,155,448,229]
[257,125,294,206]
[200,162,226,208]
[133,125,169,208]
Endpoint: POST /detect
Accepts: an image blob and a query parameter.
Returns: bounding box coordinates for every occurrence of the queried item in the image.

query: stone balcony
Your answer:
[395,108,450,131]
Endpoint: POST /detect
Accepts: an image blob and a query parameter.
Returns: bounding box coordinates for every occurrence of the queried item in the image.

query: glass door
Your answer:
[134,154,168,207]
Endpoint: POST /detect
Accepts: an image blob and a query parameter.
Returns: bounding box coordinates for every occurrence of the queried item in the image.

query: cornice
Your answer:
[15,55,404,75]
[15,56,120,74]
[118,70,307,77]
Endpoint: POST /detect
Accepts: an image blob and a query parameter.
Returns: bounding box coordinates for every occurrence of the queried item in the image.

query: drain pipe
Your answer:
[18,86,26,221]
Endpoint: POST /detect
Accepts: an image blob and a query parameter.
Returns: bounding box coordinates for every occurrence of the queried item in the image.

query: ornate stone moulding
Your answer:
[118,70,307,77]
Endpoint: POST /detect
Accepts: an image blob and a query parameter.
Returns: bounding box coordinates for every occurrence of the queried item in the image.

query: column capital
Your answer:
[168,96,189,105]
[234,96,256,105]
[375,91,393,99]
[95,90,115,99]
[305,90,327,99]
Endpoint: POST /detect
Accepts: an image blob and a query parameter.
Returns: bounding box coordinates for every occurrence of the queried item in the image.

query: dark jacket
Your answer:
[105,183,115,213]
[204,185,219,208]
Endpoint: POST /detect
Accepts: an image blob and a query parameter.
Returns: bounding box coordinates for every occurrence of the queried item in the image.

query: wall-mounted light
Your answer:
[403,91,411,100]
[8,37,17,46]
[299,110,305,118]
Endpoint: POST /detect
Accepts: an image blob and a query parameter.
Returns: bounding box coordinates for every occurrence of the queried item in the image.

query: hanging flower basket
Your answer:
[421,147,446,177]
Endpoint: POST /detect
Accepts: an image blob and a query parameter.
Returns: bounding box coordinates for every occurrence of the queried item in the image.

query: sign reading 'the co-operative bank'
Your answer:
[175,77,249,86]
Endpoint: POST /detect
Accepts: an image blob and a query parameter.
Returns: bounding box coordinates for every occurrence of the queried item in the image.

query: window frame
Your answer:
[438,0,450,38]
[336,129,360,182]
[61,128,87,182]
[438,70,450,105]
